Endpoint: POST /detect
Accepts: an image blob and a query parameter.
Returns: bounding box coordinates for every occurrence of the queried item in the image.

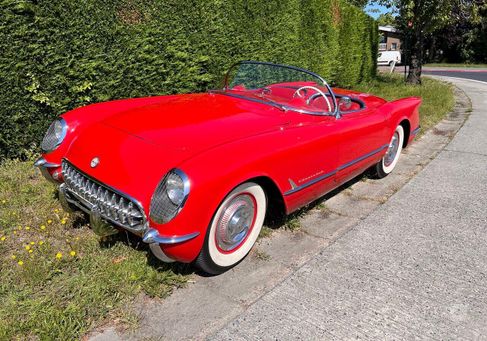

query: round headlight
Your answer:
[41,118,67,153]
[149,169,190,224]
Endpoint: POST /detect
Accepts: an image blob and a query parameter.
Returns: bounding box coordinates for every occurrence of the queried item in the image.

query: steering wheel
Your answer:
[293,86,332,112]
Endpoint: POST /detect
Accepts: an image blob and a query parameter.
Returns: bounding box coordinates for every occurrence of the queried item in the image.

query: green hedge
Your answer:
[0,0,377,160]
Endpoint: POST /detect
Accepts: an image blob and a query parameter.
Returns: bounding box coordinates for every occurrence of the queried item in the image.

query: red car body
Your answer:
[36,62,421,272]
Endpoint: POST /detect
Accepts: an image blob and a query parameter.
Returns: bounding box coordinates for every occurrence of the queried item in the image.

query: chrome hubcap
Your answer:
[216,194,255,252]
[384,132,400,167]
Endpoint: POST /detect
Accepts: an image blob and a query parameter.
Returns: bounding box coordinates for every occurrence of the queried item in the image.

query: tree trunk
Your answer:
[407,28,423,85]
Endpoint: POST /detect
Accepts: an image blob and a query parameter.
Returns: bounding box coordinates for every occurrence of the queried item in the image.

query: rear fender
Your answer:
[377,97,422,141]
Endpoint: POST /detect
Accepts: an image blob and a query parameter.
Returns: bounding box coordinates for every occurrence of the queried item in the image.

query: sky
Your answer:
[365,3,392,19]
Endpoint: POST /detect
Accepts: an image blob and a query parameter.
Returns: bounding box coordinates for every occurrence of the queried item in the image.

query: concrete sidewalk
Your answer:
[210,78,487,339]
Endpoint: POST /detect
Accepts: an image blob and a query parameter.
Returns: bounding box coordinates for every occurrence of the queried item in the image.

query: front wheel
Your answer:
[194,182,266,275]
[373,125,404,178]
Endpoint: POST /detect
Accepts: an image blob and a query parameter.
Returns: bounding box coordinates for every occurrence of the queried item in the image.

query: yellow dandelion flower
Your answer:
[39,241,44,246]
[30,241,35,245]
[13,231,17,234]
[18,226,22,230]
[40,225,46,230]
[56,252,62,259]
[54,208,59,213]
[1,199,6,204]
[61,219,67,225]
[11,255,16,260]
[0,236,5,241]
[18,260,24,266]
[28,250,33,253]
[25,245,31,251]
[70,251,76,257]
[25,226,30,230]
[47,219,53,224]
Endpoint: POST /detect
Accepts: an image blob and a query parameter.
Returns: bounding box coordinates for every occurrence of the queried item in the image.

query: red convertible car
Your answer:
[36,61,421,274]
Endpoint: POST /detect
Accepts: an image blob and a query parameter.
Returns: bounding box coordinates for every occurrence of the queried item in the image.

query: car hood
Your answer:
[64,93,289,203]
[102,93,289,153]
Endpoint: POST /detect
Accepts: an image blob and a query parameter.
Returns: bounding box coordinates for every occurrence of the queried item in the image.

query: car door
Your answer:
[335,104,389,184]
[277,113,340,212]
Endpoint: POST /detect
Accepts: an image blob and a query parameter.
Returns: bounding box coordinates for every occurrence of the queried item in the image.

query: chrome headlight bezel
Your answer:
[41,118,67,153]
[149,169,190,224]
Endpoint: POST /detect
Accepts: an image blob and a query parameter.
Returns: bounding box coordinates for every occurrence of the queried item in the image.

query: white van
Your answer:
[377,51,401,66]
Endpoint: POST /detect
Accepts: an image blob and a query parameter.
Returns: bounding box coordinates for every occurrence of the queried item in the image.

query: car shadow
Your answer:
[267,171,370,229]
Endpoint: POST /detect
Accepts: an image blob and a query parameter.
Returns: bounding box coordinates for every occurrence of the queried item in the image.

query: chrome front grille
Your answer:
[61,160,145,232]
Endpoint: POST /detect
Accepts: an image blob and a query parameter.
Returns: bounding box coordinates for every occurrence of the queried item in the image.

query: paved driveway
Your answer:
[210,77,487,340]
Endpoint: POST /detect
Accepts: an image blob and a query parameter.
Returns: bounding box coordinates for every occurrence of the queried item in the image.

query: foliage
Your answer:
[426,1,487,64]
[0,159,189,339]
[0,0,377,160]
[376,12,397,26]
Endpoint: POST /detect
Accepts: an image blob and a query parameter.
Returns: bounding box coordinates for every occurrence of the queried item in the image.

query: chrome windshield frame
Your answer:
[222,61,338,117]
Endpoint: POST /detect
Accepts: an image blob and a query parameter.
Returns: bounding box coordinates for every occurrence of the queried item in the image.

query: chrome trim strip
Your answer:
[210,90,286,112]
[142,228,200,245]
[284,144,389,196]
[411,126,421,136]
[336,144,389,171]
[284,170,337,196]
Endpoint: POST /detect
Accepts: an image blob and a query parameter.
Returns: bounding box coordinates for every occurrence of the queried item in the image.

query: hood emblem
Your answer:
[90,157,100,168]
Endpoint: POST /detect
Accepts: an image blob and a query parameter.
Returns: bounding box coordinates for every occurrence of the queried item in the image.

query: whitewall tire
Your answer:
[375,125,404,178]
[195,182,266,274]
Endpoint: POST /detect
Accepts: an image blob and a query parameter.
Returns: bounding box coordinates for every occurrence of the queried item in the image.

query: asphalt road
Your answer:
[378,66,487,83]
[210,77,487,339]
[423,69,487,82]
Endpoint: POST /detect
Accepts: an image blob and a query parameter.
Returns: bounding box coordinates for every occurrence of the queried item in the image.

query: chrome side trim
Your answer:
[142,228,200,245]
[284,144,389,196]
[336,144,389,171]
[284,170,336,196]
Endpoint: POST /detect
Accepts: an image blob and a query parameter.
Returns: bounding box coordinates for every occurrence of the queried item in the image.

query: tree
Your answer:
[427,0,487,63]
[347,0,369,7]
[373,0,456,84]
[376,12,396,26]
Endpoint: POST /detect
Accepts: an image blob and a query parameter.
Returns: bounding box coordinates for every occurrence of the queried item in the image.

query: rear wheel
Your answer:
[195,182,266,275]
[373,125,404,178]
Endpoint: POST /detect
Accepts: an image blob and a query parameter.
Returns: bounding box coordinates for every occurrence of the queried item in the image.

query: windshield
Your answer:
[221,61,336,115]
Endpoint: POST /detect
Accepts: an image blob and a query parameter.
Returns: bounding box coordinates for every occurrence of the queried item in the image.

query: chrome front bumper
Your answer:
[34,157,61,184]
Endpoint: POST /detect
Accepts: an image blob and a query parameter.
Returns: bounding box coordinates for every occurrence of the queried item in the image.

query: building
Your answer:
[379,25,402,52]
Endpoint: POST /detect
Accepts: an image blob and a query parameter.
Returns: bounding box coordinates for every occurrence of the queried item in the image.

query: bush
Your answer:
[0,0,377,160]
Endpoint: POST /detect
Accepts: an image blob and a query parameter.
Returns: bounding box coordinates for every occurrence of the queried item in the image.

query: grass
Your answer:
[0,159,189,340]
[0,74,455,340]
[354,74,455,134]
[424,63,487,68]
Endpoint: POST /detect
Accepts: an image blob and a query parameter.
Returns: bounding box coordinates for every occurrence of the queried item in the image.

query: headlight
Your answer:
[149,169,190,223]
[41,118,67,153]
